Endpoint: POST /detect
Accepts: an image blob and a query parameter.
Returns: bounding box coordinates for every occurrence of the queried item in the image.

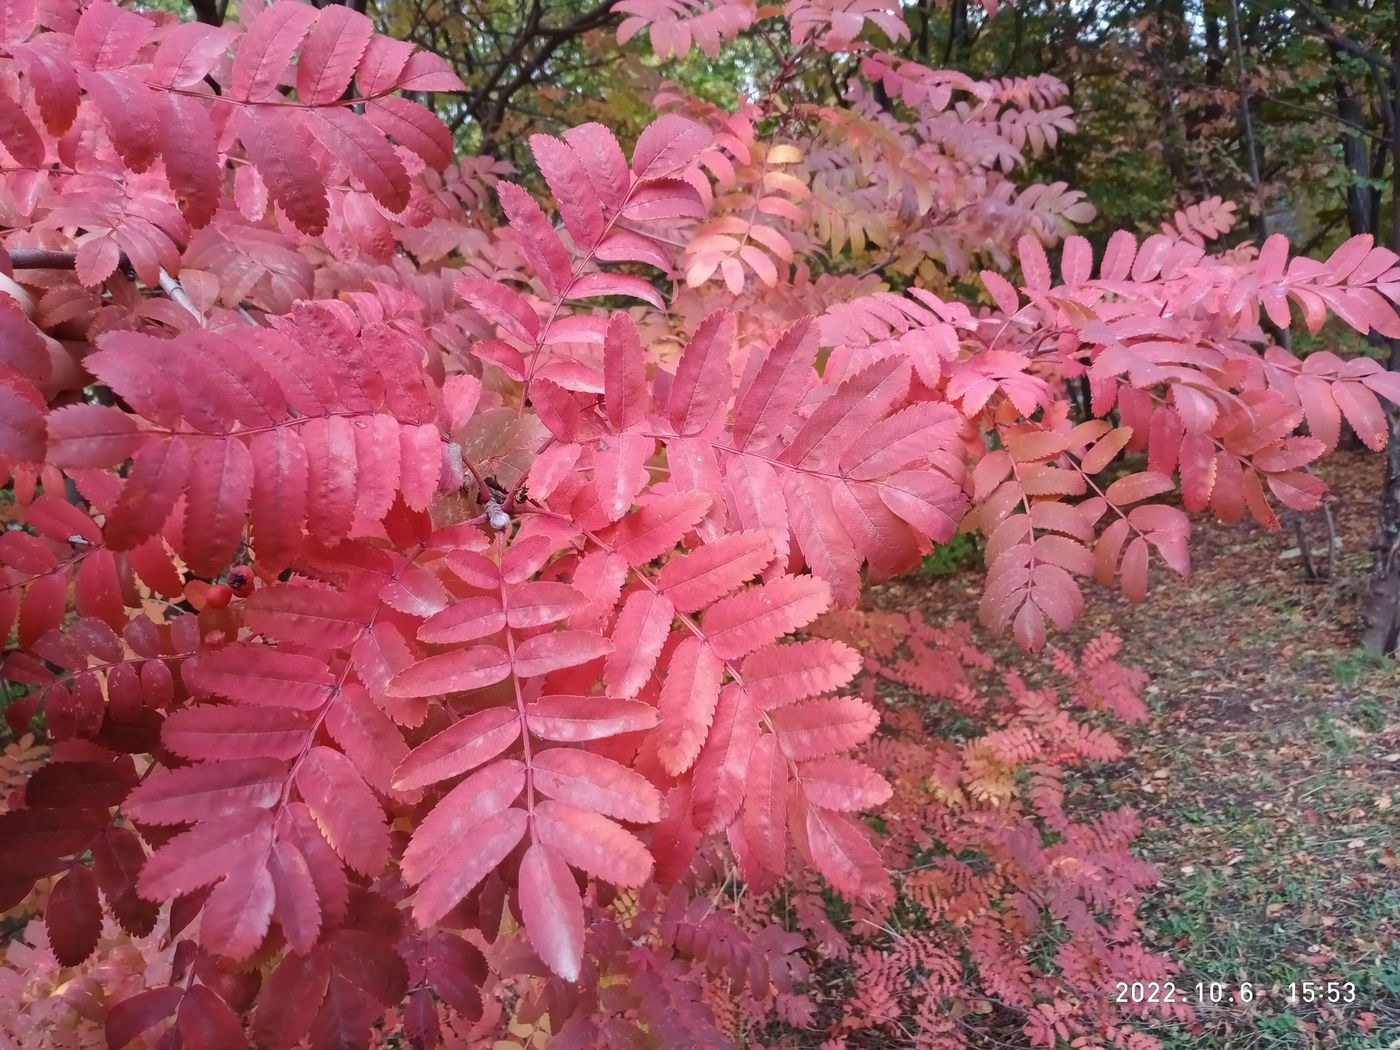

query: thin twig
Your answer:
[159,269,206,327]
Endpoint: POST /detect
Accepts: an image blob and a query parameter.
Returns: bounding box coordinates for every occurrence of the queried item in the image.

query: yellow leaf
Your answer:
[767,143,803,164]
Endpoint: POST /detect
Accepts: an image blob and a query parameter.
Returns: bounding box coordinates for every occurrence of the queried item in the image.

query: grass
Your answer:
[1099,670,1400,1049]
[886,448,1400,1049]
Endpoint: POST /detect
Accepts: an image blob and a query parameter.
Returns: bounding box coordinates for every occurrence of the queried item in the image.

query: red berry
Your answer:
[227,566,255,597]
[205,583,234,609]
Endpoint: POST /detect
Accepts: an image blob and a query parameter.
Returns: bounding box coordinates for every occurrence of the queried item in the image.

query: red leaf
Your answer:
[46,403,147,468]
[138,810,273,900]
[518,843,584,981]
[267,840,321,955]
[603,590,673,697]
[0,85,42,167]
[365,97,454,170]
[781,355,910,470]
[612,491,713,565]
[394,49,465,91]
[83,69,159,172]
[297,744,389,875]
[740,639,861,708]
[104,438,189,550]
[238,107,329,235]
[410,806,527,927]
[388,645,512,698]
[797,802,891,899]
[631,114,713,180]
[691,682,758,833]
[769,696,879,761]
[296,4,373,104]
[568,272,665,309]
[184,645,333,710]
[1334,381,1388,451]
[878,470,966,544]
[230,0,318,100]
[74,0,153,69]
[124,757,284,825]
[159,93,220,229]
[505,581,589,628]
[497,181,573,297]
[93,828,158,936]
[12,43,79,136]
[531,747,662,823]
[703,575,831,660]
[182,436,254,578]
[244,584,375,648]
[301,415,358,544]
[732,318,818,450]
[512,631,611,678]
[667,309,734,437]
[562,123,630,210]
[738,734,787,884]
[401,760,525,884]
[107,987,184,1050]
[250,428,309,571]
[305,108,410,213]
[456,277,539,343]
[151,22,234,89]
[1104,470,1174,507]
[392,706,520,791]
[784,471,860,605]
[200,861,274,960]
[45,864,102,966]
[603,313,647,431]
[176,985,246,1049]
[530,133,608,251]
[524,695,658,742]
[657,531,772,613]
[419,595,506,644]
[532,799,653,886]
[594,431,654,521]
[797,756,892,811]
[656,636,723,775]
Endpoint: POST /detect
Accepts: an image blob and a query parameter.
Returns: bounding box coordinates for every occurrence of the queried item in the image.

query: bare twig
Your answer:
[8,248,84,270]
[159,269,206,327]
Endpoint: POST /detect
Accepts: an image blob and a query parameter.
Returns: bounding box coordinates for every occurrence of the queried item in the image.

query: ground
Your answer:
[878,447,1400,1049]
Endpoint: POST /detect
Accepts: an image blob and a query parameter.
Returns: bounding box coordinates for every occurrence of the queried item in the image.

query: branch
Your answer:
[159,269,207,327]
[8,249,206,326]
[8,248,87,270]
[1273,0,1394,72]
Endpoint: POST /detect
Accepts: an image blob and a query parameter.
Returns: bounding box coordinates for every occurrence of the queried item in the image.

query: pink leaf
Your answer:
[532,799,653,886]
[632,114,713,180]
[667,309,734,437]
[296,5,373,104]
[524,695,658,742]
[230,0,319,101]
[388,645,512,698]
[391,706,521,790]
[703,574,831,660]
[518,843,584,981]
[512,631,612,678]
[531,747,663,823]
[656,638,723,774]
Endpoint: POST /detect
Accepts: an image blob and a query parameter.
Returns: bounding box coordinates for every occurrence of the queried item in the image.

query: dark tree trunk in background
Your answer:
[1360,4,1400,651]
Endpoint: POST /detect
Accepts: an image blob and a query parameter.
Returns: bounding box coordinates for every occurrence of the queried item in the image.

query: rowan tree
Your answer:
[1,0,1399,1047]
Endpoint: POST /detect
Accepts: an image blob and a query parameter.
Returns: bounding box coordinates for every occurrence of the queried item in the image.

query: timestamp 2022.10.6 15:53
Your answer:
[1113,979,1361,1007]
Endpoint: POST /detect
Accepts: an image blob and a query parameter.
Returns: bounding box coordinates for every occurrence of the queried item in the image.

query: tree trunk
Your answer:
[1360,0,1400,652]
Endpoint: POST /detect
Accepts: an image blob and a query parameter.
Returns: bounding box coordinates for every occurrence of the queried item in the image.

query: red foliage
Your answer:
[0,0,1397,1046]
